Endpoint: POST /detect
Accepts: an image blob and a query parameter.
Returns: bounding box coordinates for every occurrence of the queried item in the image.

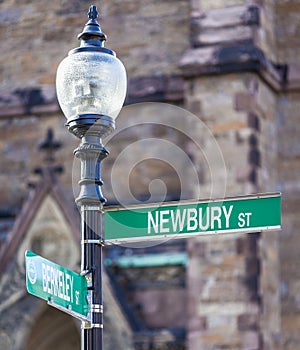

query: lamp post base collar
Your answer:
[66,114,115,139]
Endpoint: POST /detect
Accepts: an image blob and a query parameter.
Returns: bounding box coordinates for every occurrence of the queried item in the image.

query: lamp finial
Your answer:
[77,4,106,43]
[88,5,98,20]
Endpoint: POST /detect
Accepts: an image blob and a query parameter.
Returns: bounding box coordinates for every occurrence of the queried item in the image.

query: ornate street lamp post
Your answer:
[56,5,127,350]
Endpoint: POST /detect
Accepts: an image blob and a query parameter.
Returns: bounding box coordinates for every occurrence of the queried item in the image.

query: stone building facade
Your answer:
[0,0,299,349]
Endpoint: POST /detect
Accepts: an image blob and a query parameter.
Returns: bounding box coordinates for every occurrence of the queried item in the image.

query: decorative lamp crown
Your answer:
[77,5,107,44]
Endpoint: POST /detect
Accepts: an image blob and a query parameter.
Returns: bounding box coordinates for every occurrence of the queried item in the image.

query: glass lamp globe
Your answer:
[56,49,127,122]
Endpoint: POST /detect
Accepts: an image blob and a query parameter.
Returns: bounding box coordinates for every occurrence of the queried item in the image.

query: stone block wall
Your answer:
[0,0,190,213]
[248,75,281,350]
[0,114,78,215]
[259,2,300,64]
[275,94,300,349]
[256,2,300,345]
[185,73,255,198]
[0,0,190,91]
[187,234,261,350]
[181,12,300,342]
[184,70,263,349]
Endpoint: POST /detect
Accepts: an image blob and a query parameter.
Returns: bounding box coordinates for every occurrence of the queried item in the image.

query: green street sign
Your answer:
[104,193,281,244]
[25,251,89,321]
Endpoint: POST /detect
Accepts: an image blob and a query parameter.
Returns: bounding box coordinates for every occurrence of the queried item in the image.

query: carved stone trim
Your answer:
[179,44,289,92]
[0,75,184,119]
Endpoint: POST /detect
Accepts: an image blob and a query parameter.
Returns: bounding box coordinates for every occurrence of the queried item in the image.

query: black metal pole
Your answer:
[75,133,108,350]
[56,6,125,349]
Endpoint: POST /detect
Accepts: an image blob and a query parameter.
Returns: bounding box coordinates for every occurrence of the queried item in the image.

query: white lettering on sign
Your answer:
[238,212,252,228]
[211,206,222,229]
[42,263,74,303]
[223,205,233,227]
[199,207,209,230]
[170,209,186,232]
[148,211,158,234]
[147,205,234,234]
[160,210,170,233]
[187,208,197,230]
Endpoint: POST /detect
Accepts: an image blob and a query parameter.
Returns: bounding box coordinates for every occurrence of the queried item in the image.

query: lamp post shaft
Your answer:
[56,6,126,347]
[81,208,103,349]
[75,133,108,350]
